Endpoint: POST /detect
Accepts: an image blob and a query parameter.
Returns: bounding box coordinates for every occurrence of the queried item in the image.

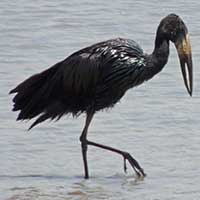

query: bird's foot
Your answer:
[122,152,146,177]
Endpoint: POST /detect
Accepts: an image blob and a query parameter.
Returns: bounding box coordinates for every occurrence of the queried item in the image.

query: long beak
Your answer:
[175,32,193,96]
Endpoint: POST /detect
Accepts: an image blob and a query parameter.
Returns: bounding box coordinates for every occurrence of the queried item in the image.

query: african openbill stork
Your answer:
[10,14,193,179]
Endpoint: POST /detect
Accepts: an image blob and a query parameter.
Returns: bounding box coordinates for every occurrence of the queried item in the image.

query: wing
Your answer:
[60,37,144,97]
[61,50,100,97]
[60,37,147,111]
[10,42,104,128]
[10,37,146,128]
[92,38,147,110]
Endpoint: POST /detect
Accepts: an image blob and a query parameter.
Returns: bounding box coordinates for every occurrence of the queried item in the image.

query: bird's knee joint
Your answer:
[123,152,131,159]
[80,135,87,143]
[80,129,87,142]
[81,141,88,151]
[80,133,88,151]
[79,135,83,142]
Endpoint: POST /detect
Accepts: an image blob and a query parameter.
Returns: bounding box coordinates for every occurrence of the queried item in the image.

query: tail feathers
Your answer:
[16,84,49,120]
[10,73,44,113]
[29,100,67,129]
[10,61,63,122]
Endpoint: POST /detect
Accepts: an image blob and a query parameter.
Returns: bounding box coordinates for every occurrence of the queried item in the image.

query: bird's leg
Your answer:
[124,157,127,173]
[79,112,94,179]
[86,140,146,177]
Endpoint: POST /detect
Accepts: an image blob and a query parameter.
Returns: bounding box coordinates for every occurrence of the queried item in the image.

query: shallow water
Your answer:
[1,0,200,199]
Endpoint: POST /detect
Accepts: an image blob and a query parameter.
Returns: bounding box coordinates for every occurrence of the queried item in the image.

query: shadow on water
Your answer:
[3,174,145,200]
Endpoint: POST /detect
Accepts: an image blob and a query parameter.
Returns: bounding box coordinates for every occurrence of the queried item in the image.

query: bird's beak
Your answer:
[175,31,193,96]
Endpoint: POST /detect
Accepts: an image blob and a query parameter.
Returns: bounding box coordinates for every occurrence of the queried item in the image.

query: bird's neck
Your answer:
[143,35,170,80]
[151,34,170,71]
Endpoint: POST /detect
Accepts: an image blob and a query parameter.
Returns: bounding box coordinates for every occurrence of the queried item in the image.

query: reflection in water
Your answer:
[5,174,144,200]
[68,182,111,200]
[68,174,144,200]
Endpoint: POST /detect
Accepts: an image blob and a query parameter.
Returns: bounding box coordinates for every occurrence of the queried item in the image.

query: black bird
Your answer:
[10,14,193,179]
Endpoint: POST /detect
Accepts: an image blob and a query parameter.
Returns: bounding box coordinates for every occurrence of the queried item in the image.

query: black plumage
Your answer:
[10,14,193,178]
[10,38,162,127]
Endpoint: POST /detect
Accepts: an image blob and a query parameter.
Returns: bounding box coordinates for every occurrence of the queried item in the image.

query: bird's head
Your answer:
[158,13,193,96]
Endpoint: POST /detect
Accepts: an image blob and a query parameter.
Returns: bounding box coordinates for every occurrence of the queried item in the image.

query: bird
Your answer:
[10,14,193,179]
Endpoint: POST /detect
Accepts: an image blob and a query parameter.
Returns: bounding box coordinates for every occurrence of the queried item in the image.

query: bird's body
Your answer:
[10,14,193,178]
[11,38,168,128]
